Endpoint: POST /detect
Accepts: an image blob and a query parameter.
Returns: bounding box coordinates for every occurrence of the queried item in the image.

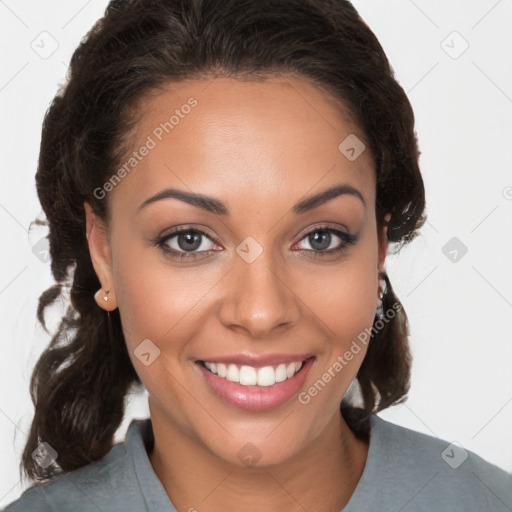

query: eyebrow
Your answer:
[137,183,366,215]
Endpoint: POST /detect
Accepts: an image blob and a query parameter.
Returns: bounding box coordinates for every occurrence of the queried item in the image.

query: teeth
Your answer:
[275,363,287,383]
[239,365,257,385]
[226,364,239,382]
[202,360,304,387]
[217,363,227,377]
[257,366,276,387]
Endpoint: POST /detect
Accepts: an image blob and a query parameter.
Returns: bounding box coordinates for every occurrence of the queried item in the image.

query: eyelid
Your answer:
[294,222,350,240]
[156,225,221,250]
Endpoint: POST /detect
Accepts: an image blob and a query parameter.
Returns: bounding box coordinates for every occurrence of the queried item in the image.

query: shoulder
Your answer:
[358,414,512,511]
[2,420,153,512]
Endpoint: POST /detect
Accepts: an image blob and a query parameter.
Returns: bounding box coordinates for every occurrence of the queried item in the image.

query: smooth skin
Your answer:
[85,75,390,512]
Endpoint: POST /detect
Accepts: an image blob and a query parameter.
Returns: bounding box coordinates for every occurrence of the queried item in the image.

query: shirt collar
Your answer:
[126,419,178,512]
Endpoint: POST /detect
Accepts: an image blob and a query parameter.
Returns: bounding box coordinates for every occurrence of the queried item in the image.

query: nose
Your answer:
[218,245,302,339]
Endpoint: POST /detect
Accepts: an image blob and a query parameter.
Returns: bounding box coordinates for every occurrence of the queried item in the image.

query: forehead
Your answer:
[110,76,375,215]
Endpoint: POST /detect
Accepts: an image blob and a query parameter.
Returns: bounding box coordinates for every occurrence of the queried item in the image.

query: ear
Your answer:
[377,212,392,274]
[84,202,118,311]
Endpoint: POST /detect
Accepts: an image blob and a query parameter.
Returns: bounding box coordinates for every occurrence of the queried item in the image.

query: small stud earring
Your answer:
[103,290,110,302]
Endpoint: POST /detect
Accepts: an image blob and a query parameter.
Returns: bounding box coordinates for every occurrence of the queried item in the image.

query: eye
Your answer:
[154,224,357,262]
[294,225,357,255]
[155,227,220,261]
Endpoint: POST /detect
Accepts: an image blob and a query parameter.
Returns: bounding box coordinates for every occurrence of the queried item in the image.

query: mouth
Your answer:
[195,355,315,411]
[198,360,306,387]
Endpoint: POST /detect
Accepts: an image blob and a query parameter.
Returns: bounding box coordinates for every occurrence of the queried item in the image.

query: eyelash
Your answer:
[154,224,358,262]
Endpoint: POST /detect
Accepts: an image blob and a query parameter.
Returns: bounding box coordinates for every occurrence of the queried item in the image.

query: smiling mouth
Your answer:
[198,358,313,387]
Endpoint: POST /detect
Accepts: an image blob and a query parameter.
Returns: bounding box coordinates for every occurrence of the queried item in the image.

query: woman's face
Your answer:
[86,76,388,466]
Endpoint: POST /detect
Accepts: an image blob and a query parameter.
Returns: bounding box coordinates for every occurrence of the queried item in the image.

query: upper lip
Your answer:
[197,353,315,368]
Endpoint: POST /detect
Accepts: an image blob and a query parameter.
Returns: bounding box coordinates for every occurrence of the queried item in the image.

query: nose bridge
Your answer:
[219,235,300,338]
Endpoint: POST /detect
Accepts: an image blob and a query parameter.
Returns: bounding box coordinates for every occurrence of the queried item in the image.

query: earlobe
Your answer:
[94,288,118,311]
[84,202,118,311]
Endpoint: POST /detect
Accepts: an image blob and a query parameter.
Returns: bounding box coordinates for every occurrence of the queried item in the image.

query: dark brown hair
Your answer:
[22,0,426,483]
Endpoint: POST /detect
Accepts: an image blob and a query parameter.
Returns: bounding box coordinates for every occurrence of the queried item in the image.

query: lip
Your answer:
[197,352,315,368]
[196,356,315,411]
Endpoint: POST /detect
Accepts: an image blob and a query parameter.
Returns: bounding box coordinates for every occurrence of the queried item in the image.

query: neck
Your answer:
[148,405,369,512]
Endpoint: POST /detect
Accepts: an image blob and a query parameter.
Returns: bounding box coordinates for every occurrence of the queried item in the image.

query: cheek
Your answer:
[113,255,203,349]
[310,270,376,336]
[299,249,378,339]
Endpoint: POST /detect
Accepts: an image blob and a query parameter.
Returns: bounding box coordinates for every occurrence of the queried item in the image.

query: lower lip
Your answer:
[197,358,315,411]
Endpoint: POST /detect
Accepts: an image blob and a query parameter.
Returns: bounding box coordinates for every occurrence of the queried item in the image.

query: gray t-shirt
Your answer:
[3,414,511,511]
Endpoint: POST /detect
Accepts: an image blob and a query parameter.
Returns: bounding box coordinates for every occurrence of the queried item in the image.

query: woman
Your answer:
[4,0,511,510]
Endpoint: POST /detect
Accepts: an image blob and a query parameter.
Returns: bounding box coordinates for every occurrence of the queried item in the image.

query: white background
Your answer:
[1,0,512,507]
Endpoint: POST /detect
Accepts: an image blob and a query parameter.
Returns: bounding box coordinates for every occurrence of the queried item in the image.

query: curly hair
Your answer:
[22,0,426,483]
